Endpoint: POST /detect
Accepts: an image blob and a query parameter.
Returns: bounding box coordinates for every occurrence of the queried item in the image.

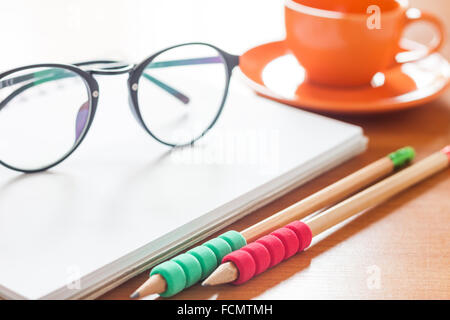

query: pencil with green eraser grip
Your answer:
[130,146,415,298]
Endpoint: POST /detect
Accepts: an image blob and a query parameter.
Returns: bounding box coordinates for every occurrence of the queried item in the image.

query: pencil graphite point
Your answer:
[130,274,167,299]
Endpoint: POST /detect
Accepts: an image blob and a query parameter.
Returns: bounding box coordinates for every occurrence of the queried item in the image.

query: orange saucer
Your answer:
[239,40,450,113]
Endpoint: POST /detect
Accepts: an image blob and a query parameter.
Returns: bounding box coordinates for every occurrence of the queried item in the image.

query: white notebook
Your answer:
[0,72,367,299]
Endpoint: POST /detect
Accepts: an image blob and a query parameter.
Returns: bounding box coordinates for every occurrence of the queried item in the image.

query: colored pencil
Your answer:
[202,146,450,286]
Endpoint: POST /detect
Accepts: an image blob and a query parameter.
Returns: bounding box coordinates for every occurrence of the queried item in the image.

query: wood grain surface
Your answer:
[100,0,450,300]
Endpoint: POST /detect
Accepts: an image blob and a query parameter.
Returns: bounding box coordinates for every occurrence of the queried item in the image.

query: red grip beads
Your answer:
[271,227,299,259]
[256,235,285,268]
[241,242,271,276]
[222,221,312,284]
[285,220,312,251]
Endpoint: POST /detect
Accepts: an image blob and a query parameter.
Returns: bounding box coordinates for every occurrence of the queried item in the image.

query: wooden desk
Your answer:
[101,1,450,300]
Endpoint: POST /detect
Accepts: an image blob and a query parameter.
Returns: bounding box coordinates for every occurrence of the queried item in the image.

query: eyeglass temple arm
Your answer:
[0,64,190,109]
[0,56,231,111]
[139,56,228,104]
[145,56,225,69]
[0,69,72,111]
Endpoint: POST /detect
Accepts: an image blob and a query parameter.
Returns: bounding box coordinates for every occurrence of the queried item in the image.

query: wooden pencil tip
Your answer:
[130,274,167,299]
[201,277,214,286]
[202,262,239,286]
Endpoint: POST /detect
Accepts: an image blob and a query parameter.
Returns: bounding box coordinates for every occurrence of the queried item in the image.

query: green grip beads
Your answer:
[388,147,415,169]
[219,230,247,250]
[171,254,202,288]
[203,238,232,264]
[150,230,246,297]
[187,246,218,280]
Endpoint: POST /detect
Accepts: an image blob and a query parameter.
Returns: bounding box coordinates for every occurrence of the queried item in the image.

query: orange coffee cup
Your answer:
[285,0,445,87]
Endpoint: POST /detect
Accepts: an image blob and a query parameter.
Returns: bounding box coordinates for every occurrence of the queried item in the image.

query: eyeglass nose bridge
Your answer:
[76,60,148,128]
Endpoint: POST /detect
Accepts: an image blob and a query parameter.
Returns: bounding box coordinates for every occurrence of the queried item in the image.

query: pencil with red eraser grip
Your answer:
[202,146,450,286]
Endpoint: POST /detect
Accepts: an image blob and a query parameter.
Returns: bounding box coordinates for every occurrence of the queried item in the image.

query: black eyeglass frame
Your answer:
[0,42,240,173]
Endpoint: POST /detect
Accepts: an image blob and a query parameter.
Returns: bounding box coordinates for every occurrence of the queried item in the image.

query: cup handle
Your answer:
[395,8,445,64]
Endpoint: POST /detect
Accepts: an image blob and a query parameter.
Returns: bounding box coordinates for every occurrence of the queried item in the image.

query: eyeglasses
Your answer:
[0,43,239,173]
